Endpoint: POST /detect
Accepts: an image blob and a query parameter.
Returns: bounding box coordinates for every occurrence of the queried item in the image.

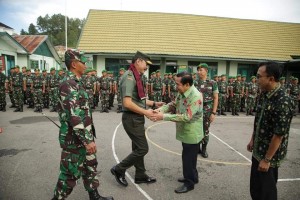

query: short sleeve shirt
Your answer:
[253,84,294,167]
[120,70,146,111]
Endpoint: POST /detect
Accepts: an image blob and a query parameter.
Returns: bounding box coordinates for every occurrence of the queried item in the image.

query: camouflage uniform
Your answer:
[152,76,163,102]
[288,78,299,114]
[162,75,169,103]
[169,75,177,102]
[217,78,228,115]
[246,78,258,115]
[48,70,60,112]
[53,71,99,199]
[25,70,34,108]
[11,69,24,111]
[0,71,6,111]
[99,75,111,112]
[83,72,95,109]
[32,71,45,112]
[108,73,116,108]
[231,76,243,115]
[42,72,50,109]
[147,73,155,101]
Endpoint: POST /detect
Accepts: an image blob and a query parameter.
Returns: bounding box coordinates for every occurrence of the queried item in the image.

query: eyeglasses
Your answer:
[256,74,269,79]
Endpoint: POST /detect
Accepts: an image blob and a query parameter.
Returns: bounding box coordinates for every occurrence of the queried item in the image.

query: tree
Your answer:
[21,13,85,47]
[20,29,28,35]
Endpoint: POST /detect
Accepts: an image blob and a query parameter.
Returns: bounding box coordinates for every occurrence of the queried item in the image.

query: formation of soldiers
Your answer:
[0,65,299,115]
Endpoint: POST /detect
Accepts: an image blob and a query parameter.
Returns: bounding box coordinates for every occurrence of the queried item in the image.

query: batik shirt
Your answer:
[160,85,204,144]
[253,84,294,167]
[57,71,94,150]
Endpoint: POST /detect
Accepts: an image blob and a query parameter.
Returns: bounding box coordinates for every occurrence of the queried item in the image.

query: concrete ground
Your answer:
[0,101,299,200]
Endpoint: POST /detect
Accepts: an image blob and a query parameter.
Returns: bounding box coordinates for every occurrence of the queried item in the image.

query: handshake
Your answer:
[146,101,165,122]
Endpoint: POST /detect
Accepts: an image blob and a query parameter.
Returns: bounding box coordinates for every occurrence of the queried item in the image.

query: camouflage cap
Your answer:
[173,73,177,76]
[22,66,27,69]
[293,77,298,81]
[133,51,152,65]
[65,49,88,64]
[198,63,208,69]
[151,72,155,75]
[221,74,226,77]
[241,75,246,78]
[15,65,20,69]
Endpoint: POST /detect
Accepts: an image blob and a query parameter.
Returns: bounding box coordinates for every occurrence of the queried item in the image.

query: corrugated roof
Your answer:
[78,10,300,61]
[13,35,47,54]
[0,22,13,29]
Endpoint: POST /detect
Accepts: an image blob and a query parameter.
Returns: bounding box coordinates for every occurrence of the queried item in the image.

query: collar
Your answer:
[266,83,281,99]
[181,85,194,98]
[67,71,81,82]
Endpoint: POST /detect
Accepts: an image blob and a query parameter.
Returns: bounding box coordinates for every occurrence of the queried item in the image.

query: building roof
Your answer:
[78,10,300,62]
[13,35,60,62]
[0,22,13,30]
[0,32,28,54]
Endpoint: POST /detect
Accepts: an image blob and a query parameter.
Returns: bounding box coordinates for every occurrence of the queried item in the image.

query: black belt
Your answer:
[123,111,143,116]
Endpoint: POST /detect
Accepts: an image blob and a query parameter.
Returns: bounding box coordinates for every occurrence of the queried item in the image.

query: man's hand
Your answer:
[85,141,97,154]
[258,159,270,172]
[144,109,155,119]
[209,114,216,123]
[247,138,254,152]
[150,111,164,122]
[155,101,165,108]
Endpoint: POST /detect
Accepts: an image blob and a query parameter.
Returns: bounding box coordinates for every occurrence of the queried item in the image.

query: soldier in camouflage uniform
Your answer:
[48,68,60,112]
[147,72,155,101]
[217,74,228,115]
[279,77,287,92]
[91,70,99,108]
[24,69,34,108]
[108,71,116,109]
[288,77,299,115]
[7,67,16,108]
[231,74,244,116]
[162,73,169,103]
[42,69,50,109]
[22,66,27,104]
[168,73,177,102]
[83,69,95,109]
[11,66,24,112]
[116,68,125,113]
[196,63,219,158]
[0,67,7,112]
[245,76,258,116]
[240,75,247,112]
[226,76,234,112]
[32,68,45,112]
[151,70,163,102]
[58,69,65,84]
[52,49,113,200]
[98,70,111,113]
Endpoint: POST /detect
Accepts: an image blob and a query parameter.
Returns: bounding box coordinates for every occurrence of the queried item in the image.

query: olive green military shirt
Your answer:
[120,70,146,111]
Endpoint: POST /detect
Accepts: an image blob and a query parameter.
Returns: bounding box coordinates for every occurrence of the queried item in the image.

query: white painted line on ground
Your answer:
[112,122,154,200]
[211,132,252,163]
[278,178,300,182]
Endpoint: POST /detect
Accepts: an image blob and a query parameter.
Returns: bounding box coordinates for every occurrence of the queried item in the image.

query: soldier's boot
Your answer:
[117,106,122,113]
[0,106,2,111]
[2,106,6,112]
[9,104,15,108]
[221,111,227,116]
[34,107,39,112]
[88,189,114,200]
[105,108,109,113]
[201,144,208,158]
[50,107,55,112]
[19,106,23,112]
[249,111,254,116]
[14,107,21,112]
[235,112,239,116]
[232,111,235,116]
[217,111,221,116]
[39,107,43,113]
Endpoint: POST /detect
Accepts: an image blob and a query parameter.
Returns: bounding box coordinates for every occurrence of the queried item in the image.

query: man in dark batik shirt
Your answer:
[247,61,294,200]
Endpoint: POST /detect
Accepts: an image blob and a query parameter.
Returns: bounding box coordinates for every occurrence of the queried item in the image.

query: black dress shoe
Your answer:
[134,176,156,184]
[177,177,198,184]
[174,184,194,193]
[110,166,128,187]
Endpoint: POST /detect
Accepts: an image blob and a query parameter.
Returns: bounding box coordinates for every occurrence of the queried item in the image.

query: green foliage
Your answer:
[21,13,85,47]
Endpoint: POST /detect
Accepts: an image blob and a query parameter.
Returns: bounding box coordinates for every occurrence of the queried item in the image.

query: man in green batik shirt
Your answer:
[247,61,294,200]
[153,71,203,194]
[52,49,113,200]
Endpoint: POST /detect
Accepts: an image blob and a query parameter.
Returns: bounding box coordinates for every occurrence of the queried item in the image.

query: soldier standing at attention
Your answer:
[231,74,244,116]
[99,70,111,113]
[279,77,287,92]
[91,70,99,108]
[11,65,24,112]
[52,49,113,200]
[151,70,163,102]
[0,67,6,112]
[240,75,247,112]
[42,69,50,109]
[48,68,59,112]
[168,73,177,102]
[24,69,34,109]
[22,66,27,104]
[116,68,125,113]
[147,72,155,101]
[7,67,15,108]
[32,68,45,113]
[83,69,95,109]
[162,73,169,103]
[108,71,116,109]
[245,76,258,116]
[217,74,228,116]
[288,77,299,115]
[196,63,218,158]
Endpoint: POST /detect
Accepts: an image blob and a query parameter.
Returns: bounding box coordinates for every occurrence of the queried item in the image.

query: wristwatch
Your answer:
[212,112,216,115]
[152,101,156,109]
[264,157,271,163]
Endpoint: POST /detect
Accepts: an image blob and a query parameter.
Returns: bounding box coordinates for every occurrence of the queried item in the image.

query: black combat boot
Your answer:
[235,112,239,116]
[20,106,23,112]
[201,144,208,158]
[2,106,6,112]
[9,104,15,108]
[217,111,221,116]
[88,189,114,200]
[34,107,39,112]
[14,108,20,112]
[50,107,56,112]
[246,111,249,116]
[232,111,235,116]
[221,111,227,116]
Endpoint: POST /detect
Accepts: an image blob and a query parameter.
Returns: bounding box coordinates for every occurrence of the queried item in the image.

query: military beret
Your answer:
[221,74,226,77]
[279,77,285,80]
[151,72,155,75]
[119,68,125,71]
[22,66,27,69]
[198,63,208,69]
[15,65,20,69]
[133,51,152,65]
[42,69,47,72]
[26,68,31,72]
[50,67,55,71]
[241,75,246,78]
[250,76,256,80]
[156,70,160,73]
[213,75,218,78]
[65,49,88,64]
[34,68,40,72]
[293,77,298,81]
[108,71,113,74]
[236,74,241,77]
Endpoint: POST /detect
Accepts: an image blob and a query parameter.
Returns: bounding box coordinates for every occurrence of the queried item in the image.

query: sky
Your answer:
[0,0,300,34]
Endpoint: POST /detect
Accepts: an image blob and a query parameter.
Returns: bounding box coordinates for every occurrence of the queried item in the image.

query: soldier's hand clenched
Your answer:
[85,142,97,154]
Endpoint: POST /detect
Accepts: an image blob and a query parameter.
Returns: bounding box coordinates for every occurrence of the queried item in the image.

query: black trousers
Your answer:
[116,112,149,178]
[250,157,278,200]
[182,142,199,187]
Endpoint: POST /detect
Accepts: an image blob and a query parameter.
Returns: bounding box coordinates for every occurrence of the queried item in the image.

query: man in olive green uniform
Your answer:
[196,63,219,158]
[11,66,24,112]
[0,67,7,112]
[245,76,258,116]
[32,68,45,112]
[231,74,244,116]
[110,51,163,187]
[217,74,228,115]
[7,67,15,108]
